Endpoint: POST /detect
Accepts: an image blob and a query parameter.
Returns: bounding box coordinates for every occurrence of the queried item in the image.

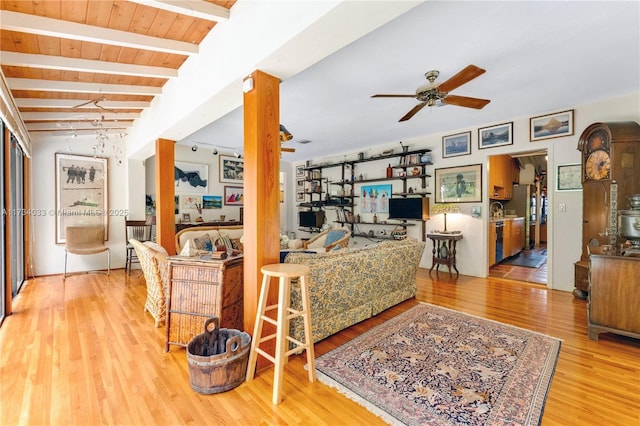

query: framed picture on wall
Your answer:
[175,161,208,194]
[55,153,108,244]
[224,186,244,205]
[219,155,244,183]
[442,131,471,158]
[530,109,574,141]
[435,164,483,203]
[478,122,513,149]
[296,164,305,177]
[557,163,582,191]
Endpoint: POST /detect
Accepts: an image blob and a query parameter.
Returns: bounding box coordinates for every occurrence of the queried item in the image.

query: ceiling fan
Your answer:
[72,97,117,113]
[372,64,491,122]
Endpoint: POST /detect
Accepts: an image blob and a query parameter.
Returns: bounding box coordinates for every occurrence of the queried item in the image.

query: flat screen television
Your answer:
[299,210,325,228]
[388,197,429,221]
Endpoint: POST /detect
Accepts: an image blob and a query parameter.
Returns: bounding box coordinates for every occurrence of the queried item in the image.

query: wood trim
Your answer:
[155,138,176,255]
[3,126,13,315]
[242,70,281,368]
[23,156,31,278]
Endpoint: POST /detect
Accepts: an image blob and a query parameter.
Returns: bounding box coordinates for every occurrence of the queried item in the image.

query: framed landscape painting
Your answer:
[478,122,513,149]
[55,153,108,244]
[219,155,244,183]
[530,109,574,141]
[442,131,471,158]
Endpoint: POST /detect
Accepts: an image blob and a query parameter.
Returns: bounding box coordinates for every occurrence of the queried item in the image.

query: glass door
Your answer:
[9,135,25,297]
[1,121,5,324]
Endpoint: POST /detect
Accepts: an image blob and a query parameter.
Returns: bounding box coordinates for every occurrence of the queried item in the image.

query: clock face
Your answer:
[585,149,611,181]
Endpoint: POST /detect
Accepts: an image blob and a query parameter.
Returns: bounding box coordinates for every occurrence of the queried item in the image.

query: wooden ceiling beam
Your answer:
[26,121,134,131]
[1,52,178,79]
[15,98,150,109]
[0,10,198,56]
[6,78,163,96]
[20,112,140,121]
[128,0,230,22]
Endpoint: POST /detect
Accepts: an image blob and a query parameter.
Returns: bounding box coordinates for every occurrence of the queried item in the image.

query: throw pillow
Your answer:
[215,234,234,252]
[231,237,244,252]
[323,230,346,247]
[193,234,213,252]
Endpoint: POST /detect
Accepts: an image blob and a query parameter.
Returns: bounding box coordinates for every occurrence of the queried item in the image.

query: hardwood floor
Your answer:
[1,268,639,425]
[489,244,548,285]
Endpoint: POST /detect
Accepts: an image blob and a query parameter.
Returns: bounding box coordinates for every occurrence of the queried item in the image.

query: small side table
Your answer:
[427,232,463,277]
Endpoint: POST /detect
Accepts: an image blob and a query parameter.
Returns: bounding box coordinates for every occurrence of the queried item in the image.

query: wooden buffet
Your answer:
[165,255,244,351]
[588,247,640,341]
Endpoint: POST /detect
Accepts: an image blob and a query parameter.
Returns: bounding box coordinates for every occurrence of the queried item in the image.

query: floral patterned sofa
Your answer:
[284,238,426,344]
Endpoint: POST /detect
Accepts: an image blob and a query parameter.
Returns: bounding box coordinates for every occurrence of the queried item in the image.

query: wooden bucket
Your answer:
[186,317,251,394]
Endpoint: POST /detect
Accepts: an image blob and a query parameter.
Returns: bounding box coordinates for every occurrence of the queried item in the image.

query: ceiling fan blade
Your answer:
[371,94,417,98]
[72,96,107,109]
[443,95,491,109]
[72,99,97,108]
[281,147,296,153]
[399,102,427,122]
[95,102,117,114]
[437,65,486,93]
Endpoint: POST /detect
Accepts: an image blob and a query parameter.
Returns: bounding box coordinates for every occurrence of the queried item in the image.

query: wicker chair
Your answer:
[64,226,110,279]
[303,227,351,252]
[129,239,169,328]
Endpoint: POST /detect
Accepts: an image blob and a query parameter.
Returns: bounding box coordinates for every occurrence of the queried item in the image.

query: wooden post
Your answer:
[242,70,281,366]
[155,138,176,255]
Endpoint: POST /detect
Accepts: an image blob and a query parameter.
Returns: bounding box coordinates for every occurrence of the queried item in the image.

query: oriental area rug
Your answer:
[315,303,561,426]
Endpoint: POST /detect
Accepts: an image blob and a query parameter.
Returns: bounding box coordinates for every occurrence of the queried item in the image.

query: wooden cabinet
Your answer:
[489,155,519,200]
[588,250,640,340]
[510,218,525,256]
[165,255,244,351]
[574,121,640,299]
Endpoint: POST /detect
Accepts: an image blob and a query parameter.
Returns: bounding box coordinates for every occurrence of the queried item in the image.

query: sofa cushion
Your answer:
[231,238,243,252]
[215,234,234,252]
[193,233,213,251]
[323,230,347,247]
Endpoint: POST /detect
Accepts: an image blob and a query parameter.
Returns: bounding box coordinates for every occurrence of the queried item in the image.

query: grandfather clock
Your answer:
[574,121,640,299]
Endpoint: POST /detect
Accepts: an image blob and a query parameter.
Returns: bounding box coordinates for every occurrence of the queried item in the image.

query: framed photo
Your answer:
[360,184,392,213]
[296,164,305,178]
[179,195,202,211]
[435,164,482,203]
[202,195,222,209]
[478,122,513,149]
[219,155,244,183]
[175,161,208,194]
[442,131,471,158]
[182,213,191,223]
[557,163,582,191]
[530,109,574,141]
[55,153,108,244]
[224,186,244,206]
[296,192,304,202]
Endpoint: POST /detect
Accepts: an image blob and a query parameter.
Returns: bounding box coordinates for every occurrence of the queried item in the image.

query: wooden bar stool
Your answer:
[245,263,316,405]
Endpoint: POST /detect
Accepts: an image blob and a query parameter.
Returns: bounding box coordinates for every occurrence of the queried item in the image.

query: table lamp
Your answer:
[431,203,460,233]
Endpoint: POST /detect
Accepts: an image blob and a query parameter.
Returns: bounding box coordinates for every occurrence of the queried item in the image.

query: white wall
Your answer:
[289,92,640,292]
[30,135,129,275]
[28,92,639,283]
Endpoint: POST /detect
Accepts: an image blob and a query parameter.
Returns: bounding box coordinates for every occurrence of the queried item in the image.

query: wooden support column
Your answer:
[155,138,176,255]
[242,70,281,350]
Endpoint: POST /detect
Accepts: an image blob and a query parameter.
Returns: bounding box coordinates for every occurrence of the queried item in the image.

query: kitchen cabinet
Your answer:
[489,155,519,200]
[510,218,525,256]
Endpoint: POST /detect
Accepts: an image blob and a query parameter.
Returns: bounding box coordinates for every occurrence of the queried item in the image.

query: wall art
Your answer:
[55,153,108,244]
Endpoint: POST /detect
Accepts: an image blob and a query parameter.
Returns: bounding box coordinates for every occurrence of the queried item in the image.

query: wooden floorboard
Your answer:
[1,268,639,425]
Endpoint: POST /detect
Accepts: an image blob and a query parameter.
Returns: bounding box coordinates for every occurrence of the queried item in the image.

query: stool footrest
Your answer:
[260,315,277,326]
[285,336,308,350]
[255,348,276,364]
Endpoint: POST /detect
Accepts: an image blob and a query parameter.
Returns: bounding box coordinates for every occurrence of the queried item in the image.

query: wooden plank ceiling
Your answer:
[0,0,235,138]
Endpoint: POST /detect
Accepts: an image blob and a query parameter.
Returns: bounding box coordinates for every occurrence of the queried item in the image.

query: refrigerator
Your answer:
[504,184,532,249]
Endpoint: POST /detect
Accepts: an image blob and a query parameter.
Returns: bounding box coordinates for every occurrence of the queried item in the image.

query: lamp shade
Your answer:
[431,203,460,215]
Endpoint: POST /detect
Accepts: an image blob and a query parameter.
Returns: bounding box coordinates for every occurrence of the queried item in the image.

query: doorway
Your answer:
[488,150,548,285]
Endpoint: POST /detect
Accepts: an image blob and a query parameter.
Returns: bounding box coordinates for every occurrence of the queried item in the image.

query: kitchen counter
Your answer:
[490,216,524,222]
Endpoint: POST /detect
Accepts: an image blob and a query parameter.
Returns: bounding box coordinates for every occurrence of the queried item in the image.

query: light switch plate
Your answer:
[471,206,481,218]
